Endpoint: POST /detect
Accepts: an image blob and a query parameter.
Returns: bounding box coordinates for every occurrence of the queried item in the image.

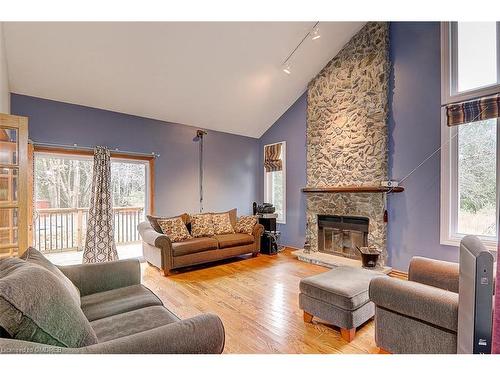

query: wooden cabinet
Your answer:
[0,113,29,257]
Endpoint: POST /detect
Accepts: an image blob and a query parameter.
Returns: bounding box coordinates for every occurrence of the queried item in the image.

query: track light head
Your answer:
[311,24,321,40]
[282,63,292,75]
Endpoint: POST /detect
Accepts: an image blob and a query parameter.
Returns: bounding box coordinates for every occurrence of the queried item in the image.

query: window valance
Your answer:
[264,143,282,172]
[446,94,500,126]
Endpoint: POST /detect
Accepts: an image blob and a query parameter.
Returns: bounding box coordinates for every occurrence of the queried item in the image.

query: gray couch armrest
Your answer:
[82,313,225,354]
[0,313,225,354]
[369,277,459,332]
[408,256,459,293]
[58,259,141,297]
[138,221,174,272]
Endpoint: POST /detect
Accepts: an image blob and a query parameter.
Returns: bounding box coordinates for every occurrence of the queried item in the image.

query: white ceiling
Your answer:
[3,22,364,138]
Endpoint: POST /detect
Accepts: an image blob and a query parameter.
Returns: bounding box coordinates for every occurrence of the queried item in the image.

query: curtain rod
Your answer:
[30,140,160,158]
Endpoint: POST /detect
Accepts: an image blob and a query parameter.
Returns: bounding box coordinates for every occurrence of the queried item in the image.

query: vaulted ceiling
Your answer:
[3,22,364,138]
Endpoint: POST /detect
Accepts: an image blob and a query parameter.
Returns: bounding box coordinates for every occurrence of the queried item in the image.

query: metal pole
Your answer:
[199,135,204,213]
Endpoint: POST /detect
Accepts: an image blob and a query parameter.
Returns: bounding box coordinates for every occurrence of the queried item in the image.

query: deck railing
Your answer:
[34,206,144,253]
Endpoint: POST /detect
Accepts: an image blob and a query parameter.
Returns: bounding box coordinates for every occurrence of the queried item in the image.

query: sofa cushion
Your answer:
[212,212,235,235]
[190,213,215,238]
[211,208,237,228]
[0,257,98,348]
[215,233,254,249]
[90,305,180,343]
[81,284,163,322]
[147,213,190,233]
[20,247,81,306]
[299,266,386,311]
[171,237,218,256]
[157,217,192,242]
[235,215,257,235]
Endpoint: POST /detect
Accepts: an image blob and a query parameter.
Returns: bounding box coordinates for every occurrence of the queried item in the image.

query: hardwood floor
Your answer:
[142,248,379,354]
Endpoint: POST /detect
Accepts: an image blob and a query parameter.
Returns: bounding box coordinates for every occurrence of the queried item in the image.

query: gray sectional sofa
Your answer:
[0,250,225,354]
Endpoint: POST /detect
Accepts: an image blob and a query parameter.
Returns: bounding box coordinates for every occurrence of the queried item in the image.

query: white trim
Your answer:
[441,21,500,106]
[263,141,286,224]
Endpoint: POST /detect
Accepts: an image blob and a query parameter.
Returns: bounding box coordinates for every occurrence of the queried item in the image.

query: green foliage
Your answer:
[458,119,497,214]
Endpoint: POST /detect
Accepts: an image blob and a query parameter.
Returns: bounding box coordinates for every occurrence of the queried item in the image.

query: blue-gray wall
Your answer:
[259,92,307,248]
[387,22,457,270]
[11,94,260,217]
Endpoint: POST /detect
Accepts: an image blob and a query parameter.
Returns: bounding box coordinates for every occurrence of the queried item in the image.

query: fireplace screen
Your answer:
[318,215,369,259]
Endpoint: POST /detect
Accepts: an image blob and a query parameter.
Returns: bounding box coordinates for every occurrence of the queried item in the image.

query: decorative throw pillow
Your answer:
[0,257,98,348]
[147,213,189,234]
[157,217,192,242]
[212,212,235,235]
[21,247,81,306]
[190,213,215,238]
[235,215,258,235]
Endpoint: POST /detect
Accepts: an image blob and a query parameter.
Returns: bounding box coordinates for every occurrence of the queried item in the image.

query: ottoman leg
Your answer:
[340,328,356,342]
[303,311,313,323]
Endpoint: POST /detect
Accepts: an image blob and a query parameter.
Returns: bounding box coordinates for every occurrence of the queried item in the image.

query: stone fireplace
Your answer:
[303,22,390,266]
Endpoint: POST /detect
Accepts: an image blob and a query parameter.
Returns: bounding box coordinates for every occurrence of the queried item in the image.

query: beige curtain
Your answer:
[264,143,282,172]
[83,146,118,263]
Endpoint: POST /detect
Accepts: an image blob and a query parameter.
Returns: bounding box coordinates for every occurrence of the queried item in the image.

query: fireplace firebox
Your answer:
[317,215,369,259]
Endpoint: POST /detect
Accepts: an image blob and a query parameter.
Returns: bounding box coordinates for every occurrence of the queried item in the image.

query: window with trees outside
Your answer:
[441,22,500,249]
[33,151,150,260]
[264,142,286,224]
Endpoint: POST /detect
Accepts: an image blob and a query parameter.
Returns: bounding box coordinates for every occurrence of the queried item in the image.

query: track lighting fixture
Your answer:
[283,63,292,75]
[281,21,320,75]
[311,23,321,40]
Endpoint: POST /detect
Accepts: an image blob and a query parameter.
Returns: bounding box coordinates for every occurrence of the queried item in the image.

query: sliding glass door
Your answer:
[33,151,151,263]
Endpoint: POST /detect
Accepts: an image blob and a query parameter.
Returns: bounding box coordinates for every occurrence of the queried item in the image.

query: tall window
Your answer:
[441,22,500,249]
[263,142,286,223]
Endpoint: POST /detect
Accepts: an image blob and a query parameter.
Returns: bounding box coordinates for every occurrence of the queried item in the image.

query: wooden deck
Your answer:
[142,248,379,354]
[45,242,143,265]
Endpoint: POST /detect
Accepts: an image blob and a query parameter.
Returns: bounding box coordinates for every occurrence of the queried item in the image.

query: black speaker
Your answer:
[260,233,278,255]
[258,217,276,232]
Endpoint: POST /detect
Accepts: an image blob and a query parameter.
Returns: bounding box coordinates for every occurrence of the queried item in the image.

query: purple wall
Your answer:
[387,22,457,271]
[259,92,307,248]
[11,94,260,217]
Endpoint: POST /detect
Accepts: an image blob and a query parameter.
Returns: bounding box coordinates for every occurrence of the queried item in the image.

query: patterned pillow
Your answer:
[212,212,235,235]
[157,217,192,242]
[190,214,215,238]
[147,213,189,233]
[235,215,258,235]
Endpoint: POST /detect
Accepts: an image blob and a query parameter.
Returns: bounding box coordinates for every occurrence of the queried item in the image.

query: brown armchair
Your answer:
[369,256,459,354]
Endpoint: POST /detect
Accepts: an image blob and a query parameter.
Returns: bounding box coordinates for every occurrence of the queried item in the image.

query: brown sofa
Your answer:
[138,213,264,276]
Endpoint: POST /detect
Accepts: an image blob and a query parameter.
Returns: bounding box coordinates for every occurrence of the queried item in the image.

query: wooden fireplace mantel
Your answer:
[301,186,404,194]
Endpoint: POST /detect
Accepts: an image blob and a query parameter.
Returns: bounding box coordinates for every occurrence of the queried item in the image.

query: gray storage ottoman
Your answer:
[299,266,386,342]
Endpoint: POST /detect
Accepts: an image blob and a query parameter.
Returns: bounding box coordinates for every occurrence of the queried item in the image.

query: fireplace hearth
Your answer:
[318,215,369,260]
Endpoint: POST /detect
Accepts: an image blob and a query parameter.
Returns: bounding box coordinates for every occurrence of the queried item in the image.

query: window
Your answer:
[442,22,500,103]
[263,142,286,223]
[33,151,151,259]
[441,22,500,249]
